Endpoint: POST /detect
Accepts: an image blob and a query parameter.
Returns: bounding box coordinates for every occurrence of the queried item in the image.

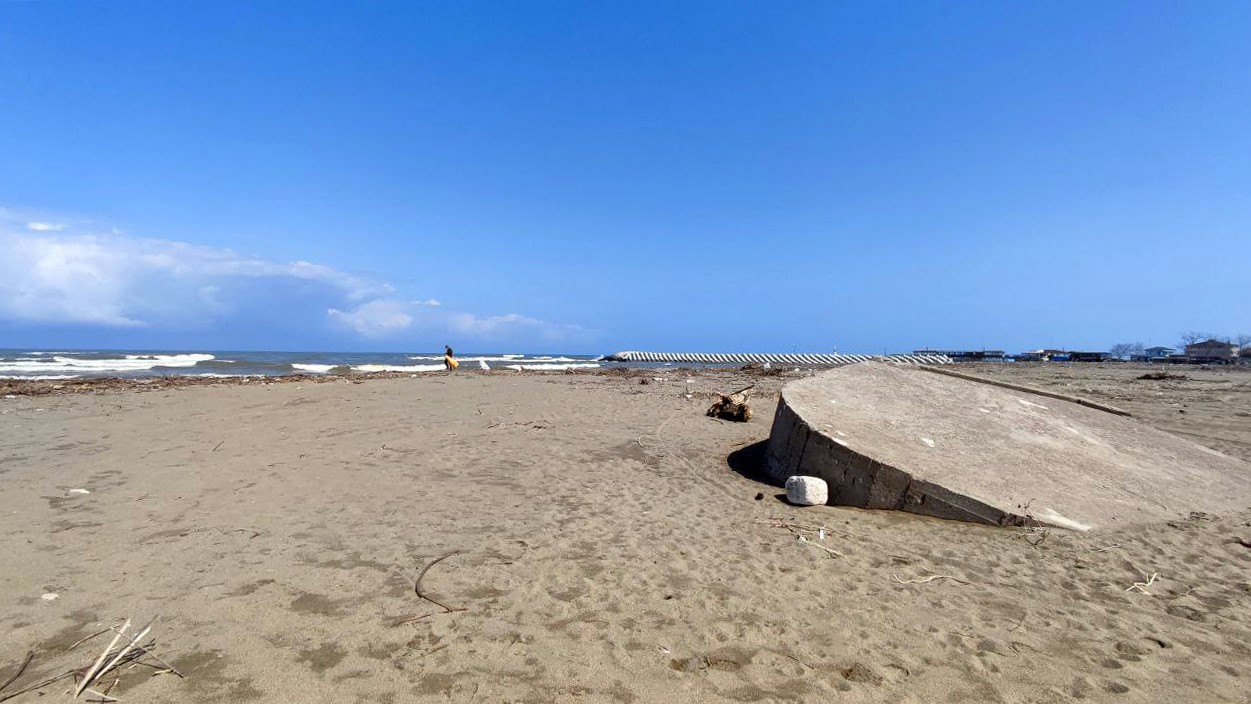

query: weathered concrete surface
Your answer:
[764,362,1251,530]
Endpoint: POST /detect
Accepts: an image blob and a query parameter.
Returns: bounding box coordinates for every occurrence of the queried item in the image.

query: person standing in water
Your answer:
[444,345,459,371]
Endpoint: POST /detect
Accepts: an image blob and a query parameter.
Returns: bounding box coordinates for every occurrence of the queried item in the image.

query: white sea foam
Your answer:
[354,364,446,373]
[503,363,601,371]
[122,353,216,366]
[0,353,215,375]
[293,364,338,373]
[0,374,80,380]
[405,354,584,363]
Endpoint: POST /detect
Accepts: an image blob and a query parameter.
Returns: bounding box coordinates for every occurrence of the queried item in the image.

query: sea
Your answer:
[0,349,614,381]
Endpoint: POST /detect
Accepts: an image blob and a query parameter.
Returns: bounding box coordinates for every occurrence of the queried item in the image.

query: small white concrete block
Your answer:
[785,476,828,506]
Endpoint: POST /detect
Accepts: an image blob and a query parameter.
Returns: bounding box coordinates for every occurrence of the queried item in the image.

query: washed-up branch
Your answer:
[0,651,33,695]
[415,552,462,613]
[892,573,971,586]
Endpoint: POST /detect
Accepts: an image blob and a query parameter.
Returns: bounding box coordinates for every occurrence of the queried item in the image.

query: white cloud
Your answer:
[0,227,393,327]
[1,209,592,344]
[450,312,536,335]
[3,232,145,326]
[450,312,590,342]
[328,302,589,343]
[27,222,67,232]
[327,299,414,337]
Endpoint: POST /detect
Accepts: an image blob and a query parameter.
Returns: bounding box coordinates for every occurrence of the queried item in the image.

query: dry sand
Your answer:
[1,365,1250,703]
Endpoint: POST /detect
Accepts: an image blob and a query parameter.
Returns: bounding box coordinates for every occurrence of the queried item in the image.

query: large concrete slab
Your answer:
[764,362,1251,530]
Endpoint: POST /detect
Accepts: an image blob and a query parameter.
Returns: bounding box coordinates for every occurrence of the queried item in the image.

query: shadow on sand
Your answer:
[726,439,775,486]
[728,440,801,506]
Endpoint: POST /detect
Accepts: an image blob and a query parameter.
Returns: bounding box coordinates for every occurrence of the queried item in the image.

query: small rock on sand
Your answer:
[785,476,828,506]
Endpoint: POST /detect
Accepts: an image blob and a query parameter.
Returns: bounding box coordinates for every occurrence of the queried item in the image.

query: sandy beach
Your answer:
[2,365,1250,703]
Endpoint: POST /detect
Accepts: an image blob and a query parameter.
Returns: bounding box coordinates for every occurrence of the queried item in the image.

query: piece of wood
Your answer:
[0,651,33,694]
[390,607,468,627]
[77,620,129,697]
[892,573,970,586]
[797,535,843,557]
[415,552,461,613]
[0,671,76,702]
[96,619,155,683]
[68,629,113,652]
[1126,572,1160,594]
[706,388,753,422]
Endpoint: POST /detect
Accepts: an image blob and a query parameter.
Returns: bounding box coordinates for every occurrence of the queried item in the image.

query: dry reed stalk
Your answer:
[0,671,76,702]
[76,620,129,697]
[95,619,155,684]
[796,535,843,557]
[67,629,114,652]
[892,573,970,586]
[391,607,468,627]
[1126,572,1160,594]
[0,651,33,695]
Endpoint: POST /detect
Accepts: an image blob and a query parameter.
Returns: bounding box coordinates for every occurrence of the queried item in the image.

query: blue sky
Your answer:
[2,1,1248,353]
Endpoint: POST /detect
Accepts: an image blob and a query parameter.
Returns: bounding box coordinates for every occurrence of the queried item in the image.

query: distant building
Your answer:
[1185,339,1240,363]
[1132,346,1176,363]
[1069,351,1109,362]
[1015,349,1067,362]
[913,349,1006,362]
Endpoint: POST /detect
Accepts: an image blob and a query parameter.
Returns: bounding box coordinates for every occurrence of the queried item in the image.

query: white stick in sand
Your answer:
[1126,572,1159,594]
[96,619,156,684]
[892,573,971,585]
[76,620,129,697]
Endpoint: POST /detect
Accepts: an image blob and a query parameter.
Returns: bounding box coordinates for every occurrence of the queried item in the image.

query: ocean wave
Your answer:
[0,374,80,380]
[292,364,339,373]
[353,364,446,373]
[407,355,587,363]
[0,353,215,375]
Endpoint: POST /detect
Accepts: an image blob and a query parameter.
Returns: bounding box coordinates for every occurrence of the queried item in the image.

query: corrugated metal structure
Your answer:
[604,351,952,366]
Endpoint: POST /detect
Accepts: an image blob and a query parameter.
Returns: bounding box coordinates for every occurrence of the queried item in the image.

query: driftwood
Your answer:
[0,671,76,703]
[414,552,461,613]
[707,385,754,422]
[391,552,467,626]
[1126,572,1160,594]
[76,621,129,697]
[892,573,971,586]
[391,607,468,627]
[68,618,178,700]
[0,616,181,703]
[0,652,33,695]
